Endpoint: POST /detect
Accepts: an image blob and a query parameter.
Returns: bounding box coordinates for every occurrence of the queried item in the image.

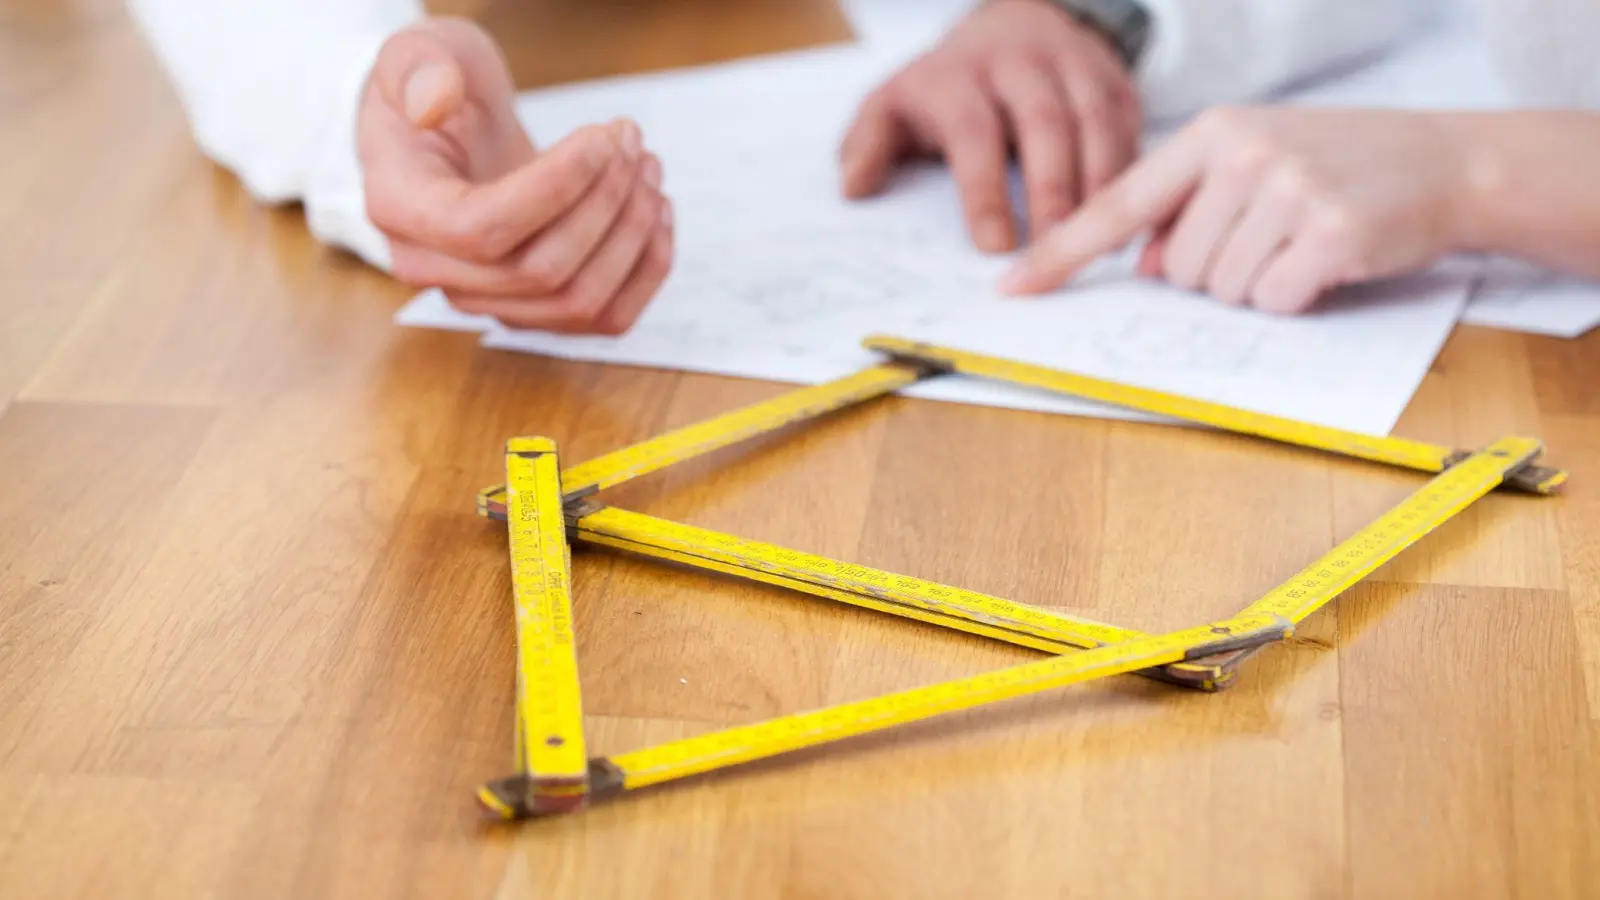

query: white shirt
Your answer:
[124,0,1590,273]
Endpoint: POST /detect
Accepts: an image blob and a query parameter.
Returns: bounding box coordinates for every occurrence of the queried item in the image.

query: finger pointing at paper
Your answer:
[359,17,675,335]
[998,107,1477,313]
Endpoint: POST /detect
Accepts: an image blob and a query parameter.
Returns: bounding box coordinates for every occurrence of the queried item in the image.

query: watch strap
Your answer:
[1039,0,1152,70]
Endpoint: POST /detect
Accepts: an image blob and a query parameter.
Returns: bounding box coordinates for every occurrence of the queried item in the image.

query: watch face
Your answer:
[1092,0,1149,33]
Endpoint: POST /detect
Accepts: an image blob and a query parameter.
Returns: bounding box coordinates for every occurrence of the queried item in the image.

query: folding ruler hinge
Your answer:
[1442,449,1567,495]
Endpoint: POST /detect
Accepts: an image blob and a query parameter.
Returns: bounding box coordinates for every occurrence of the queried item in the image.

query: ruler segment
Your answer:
[600,614,1288,800]
[571,506,1245,688]
[579,507,1131,646]
[864,335,1567,495]
[571,520,1234,689]
[1243,435,1544,624]
[498,437,588,816]
[478,361,934,516]
[1171,436,1547,686]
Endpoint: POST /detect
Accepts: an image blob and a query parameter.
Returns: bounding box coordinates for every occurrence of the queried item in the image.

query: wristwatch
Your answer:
[1038,0,1153,70]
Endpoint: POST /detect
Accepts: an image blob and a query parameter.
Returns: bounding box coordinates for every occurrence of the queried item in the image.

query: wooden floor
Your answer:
[3,2,1598,897]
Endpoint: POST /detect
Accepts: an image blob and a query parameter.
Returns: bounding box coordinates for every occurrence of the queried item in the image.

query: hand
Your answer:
[359,17,674,335]
[1000,107,1476,313]
[838,0,1141,252]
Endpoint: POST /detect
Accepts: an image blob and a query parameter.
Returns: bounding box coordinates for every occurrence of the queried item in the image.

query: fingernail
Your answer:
[619,120,642,159]
[403,63,455,126]
[643,155,662,189]
[997,265,1033,295]
[976,218,1013,253]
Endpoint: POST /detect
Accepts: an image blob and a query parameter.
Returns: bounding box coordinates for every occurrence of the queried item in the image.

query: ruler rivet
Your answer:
[546,736,565,747]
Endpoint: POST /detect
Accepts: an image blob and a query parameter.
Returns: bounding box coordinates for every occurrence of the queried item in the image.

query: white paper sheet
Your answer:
[393,3,1495,436]
[1462,258,1600,338]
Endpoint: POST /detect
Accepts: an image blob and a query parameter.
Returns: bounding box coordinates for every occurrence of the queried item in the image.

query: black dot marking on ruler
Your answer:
[547,736,565,747]
[1210,626,1232,635]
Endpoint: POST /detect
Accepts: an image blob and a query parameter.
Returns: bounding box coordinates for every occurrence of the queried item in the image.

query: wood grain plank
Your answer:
[18,169,446,407]
[1528,328,1600,418]
[1539,414,1600,719]
[0,773,257,900]
[0,19,194,410]
[0,333,470,779]
[1092,418,1337,632]
[1342,583,1600,899]
[195,462,522,900]
[0,402,217,762]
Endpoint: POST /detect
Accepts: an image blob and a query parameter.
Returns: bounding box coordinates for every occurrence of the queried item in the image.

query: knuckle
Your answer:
[439,209,509,261]
[566,290,608,323]
[1307,203,1366,257]
[600,164,634,208]
[629,188,663,232]
[1089,187,1141,234]
[952,106,999,138]
[1018,95,1070,131]
[1264,160,1316,204]
[558,293,607,328]
[516,252,569,295]
[1030,174,1075,201]
[1216,138,1276,182]
[939,93,1000,137]
[596,305,638,336]
[1070,80,1118,125]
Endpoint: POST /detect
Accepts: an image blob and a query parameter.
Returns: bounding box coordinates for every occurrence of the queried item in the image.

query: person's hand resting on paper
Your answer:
[837,0,1143,253]
[360,18,675,334]
[996,107,1498,313]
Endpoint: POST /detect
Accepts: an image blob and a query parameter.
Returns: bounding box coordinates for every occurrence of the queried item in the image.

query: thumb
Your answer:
[372,28,467,130]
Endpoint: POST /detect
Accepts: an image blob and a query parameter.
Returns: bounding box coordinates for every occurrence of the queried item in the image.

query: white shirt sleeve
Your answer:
[1470,0,1600,109]
[125,0,426,270]
[1133,0,1441,122]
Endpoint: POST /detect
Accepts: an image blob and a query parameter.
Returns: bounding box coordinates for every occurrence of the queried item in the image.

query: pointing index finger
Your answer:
[999,126,1210,294]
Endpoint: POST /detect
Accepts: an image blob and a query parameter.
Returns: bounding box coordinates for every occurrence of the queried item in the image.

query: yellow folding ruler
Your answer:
[493,438,588,816]
[473,335,1566,819]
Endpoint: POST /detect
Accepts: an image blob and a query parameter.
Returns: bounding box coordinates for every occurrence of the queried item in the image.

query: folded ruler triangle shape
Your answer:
[473,335,1566,820]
